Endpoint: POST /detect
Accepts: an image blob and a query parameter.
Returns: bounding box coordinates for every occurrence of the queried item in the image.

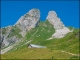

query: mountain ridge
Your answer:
[0,9,79,59]
[0,8,76,49]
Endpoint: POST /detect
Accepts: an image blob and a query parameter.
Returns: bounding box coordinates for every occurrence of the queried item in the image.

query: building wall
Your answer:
[28,45,32,48]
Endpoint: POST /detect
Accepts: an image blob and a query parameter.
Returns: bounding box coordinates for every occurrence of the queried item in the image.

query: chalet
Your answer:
[28,44,46,48]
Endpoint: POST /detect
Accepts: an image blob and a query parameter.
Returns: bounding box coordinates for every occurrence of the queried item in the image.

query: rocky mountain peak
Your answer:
[15,8,40,37]
[1,9,74,52]
[48,11,57,17]
[46,11,72,38]
[28,8,40,18]
[0,8,40,48]
[46,11,65,30]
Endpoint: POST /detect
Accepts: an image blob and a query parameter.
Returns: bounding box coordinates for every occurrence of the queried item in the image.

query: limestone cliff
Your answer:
[46,11,72,38]
[0,9,74,54]
[0,8,40,48]
[15,9,40,37]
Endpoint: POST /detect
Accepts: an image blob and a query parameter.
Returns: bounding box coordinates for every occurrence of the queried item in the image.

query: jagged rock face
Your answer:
[46,11,65,30]
[0,8,40,49]
[15,9,40,37]
[0,26,19,48]
[46,11,72,38]
[1,25,24,48]
[0,29,2,45]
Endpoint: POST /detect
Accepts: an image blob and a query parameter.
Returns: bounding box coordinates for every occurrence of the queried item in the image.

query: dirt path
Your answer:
[0,45,14,54]
[60,50,79,56]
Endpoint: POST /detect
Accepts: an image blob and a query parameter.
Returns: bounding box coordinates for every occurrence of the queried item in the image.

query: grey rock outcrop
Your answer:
[46,11,72,38]
[46,11,65,30]
[15,9,40,37]
[0,26,20,48]
[0,8,40,49]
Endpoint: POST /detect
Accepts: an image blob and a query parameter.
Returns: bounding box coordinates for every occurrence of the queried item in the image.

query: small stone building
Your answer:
[28,44,46,48]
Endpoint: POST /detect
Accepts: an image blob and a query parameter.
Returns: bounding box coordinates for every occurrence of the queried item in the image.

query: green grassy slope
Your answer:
[1,20,80,59]
[2,48,79,59]
[5,20,55,52]
[25,20,55,44]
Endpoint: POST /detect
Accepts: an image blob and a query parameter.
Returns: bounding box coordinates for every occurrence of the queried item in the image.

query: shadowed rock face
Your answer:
[15,9,40,37]
[0,29,2,46]
[0,26,19,48]
[46,11,72,38]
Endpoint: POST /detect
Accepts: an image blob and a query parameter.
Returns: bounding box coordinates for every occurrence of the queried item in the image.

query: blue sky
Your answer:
[1,1,79,28]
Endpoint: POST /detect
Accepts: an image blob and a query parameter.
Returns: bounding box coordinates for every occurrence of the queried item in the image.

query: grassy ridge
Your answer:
[1,20,80,59]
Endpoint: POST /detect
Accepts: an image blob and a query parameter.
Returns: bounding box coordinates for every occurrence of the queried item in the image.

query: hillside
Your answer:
[1,20,80,59]
[0,8,79,59]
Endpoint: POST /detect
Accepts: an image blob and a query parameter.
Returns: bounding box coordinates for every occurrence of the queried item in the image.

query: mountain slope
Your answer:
[1,23,79,59]
[5,20,55,52]
[1,8,79,59]
[0,8,40,49]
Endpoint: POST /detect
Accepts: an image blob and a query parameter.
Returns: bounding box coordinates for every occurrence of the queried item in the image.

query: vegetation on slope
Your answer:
[2,28,7,34]
[1,20,80,59]
[7,25,22,38]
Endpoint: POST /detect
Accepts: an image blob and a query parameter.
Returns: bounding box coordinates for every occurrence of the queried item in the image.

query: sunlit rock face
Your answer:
[46,11,65,30]
[0,8,40,48]
[15,9,40,37]
[46,11,72,38]
[52,27,72,38]
[0,26,19,48]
